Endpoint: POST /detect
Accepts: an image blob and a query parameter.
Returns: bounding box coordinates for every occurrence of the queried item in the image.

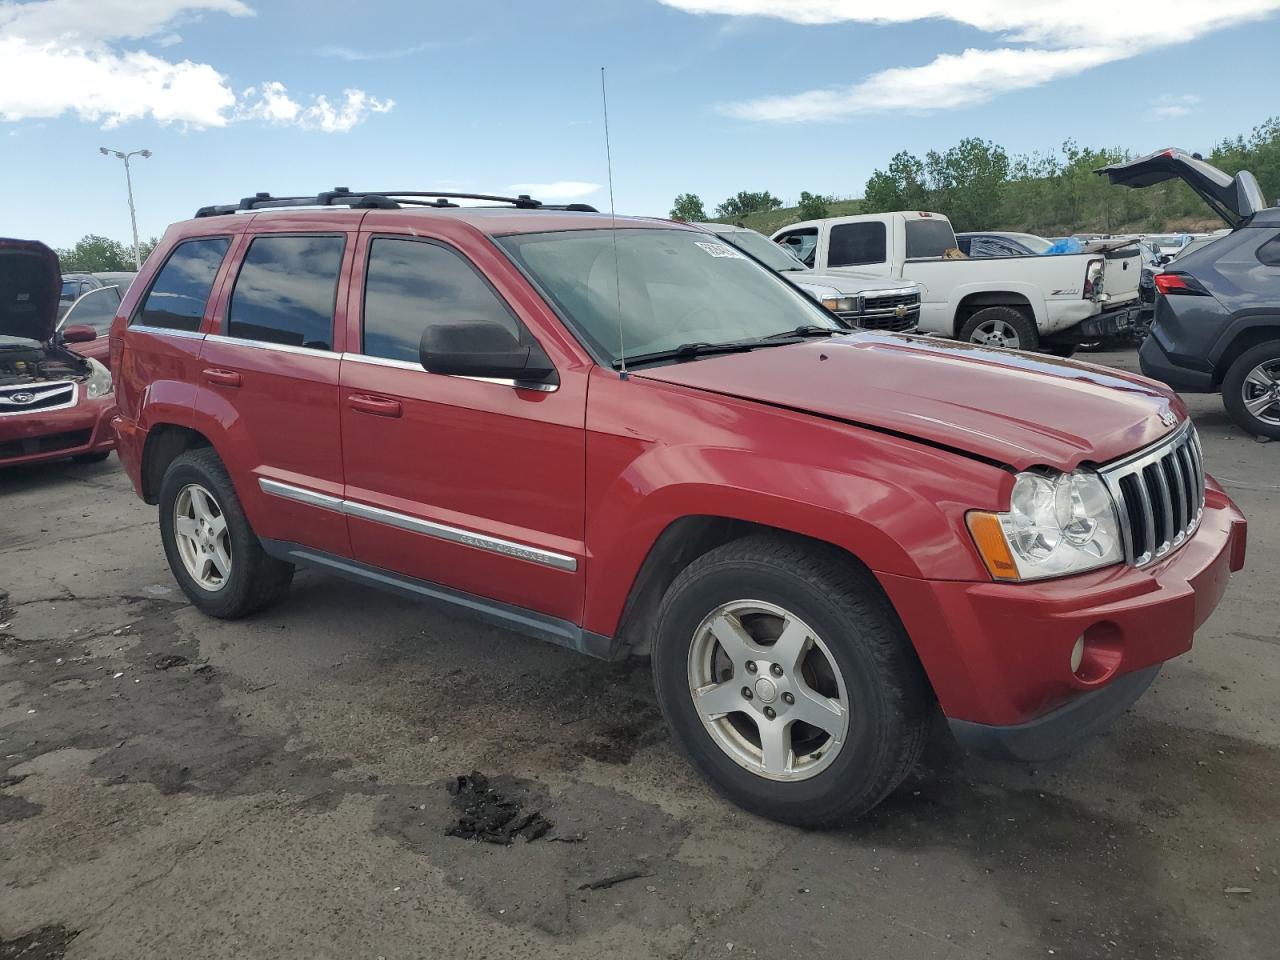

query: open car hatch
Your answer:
[1097,148,1266,228]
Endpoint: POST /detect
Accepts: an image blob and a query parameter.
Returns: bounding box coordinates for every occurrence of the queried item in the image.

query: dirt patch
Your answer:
[445,771,551,844]
[0,926,78,959]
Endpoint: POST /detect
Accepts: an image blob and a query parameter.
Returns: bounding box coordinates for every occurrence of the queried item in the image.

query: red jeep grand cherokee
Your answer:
[2,238,115,468]
[111,191,1246,825]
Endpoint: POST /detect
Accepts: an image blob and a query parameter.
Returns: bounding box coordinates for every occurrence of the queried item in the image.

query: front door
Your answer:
[338,231,587,623]
[196,226,354,558]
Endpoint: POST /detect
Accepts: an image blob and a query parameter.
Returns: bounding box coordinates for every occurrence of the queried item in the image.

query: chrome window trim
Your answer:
[205,333,336,359]
[338,352,558,391]
[257,477,577,572]
[0,381,77,416]
[127,324,207,340]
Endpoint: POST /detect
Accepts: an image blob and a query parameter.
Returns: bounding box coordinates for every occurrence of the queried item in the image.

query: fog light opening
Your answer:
[1073,622,1124,684]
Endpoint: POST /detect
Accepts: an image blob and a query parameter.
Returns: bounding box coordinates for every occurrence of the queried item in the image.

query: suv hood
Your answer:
[0,238,61,344]
[633,333,1183,471]
[1097,149,1266,228]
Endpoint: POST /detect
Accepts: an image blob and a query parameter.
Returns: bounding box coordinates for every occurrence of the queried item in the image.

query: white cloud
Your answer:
[316,41,442,61]
[508,181,603,202]
[658,0,1280,119]
[0,0,393,131]
[1153,94,1201,118]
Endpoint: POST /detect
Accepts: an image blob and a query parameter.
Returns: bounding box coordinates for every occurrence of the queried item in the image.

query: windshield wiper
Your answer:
[614,340,758,369]
[760,324,842,340]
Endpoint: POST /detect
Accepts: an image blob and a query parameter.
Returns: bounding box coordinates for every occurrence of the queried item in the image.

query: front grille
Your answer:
[0,429,92,461]
[836,292,921,333]
[0,381,77,416]
[1100,422,1205,566]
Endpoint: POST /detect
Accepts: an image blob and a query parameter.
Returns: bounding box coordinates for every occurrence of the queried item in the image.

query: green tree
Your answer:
[715,190,782,220]
[796,191,831,220]
[55,235,157,272]
[923,138,1010,231]
[669,193,708,222]
[861,151,928,214]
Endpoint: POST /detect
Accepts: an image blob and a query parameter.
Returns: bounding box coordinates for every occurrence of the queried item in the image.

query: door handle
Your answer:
[348,394,402,418]
[203,368,242,387]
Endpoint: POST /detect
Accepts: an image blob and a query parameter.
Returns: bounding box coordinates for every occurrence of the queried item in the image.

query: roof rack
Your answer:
[193,188,599,218]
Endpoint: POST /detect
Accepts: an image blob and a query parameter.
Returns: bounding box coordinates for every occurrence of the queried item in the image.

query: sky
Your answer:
[3,0,1279,248]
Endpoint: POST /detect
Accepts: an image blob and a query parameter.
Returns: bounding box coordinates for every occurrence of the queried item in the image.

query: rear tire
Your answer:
[158,448,294,618]
[959,306,1039,352]
[651,534,933,826]
[1222,341,1280,439]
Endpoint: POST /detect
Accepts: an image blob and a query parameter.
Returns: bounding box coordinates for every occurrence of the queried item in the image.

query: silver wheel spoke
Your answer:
[791,685,846,736]
[175,516,199,541]
[693,681,746,719]
[210,542,231,579]
[756,719,793,776]
[1245,393,1278,416]
[207,512,227,539]
[771,617,810,673]
[190,487,215,524]
[709,613,756,665]
[1246,367,1278,390]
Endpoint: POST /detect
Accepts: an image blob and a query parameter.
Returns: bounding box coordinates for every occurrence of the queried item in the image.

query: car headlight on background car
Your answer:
[967,469,1123,581]
[820,296,859,313]
[85,359,113,399]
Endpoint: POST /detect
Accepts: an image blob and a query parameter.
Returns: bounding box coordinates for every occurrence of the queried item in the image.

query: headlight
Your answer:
[85,358,113,399]
[967,469,1123,581]
[820,296,858,312]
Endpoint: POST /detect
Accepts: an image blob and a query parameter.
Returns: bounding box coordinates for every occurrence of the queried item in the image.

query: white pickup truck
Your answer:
[771,212,1143,354]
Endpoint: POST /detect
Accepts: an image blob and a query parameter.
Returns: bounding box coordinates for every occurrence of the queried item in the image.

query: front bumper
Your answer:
[0,393,116,468]
[878,482,1246,756]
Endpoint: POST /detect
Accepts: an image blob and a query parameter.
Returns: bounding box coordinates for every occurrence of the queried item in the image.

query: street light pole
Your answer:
[99,147,152,270]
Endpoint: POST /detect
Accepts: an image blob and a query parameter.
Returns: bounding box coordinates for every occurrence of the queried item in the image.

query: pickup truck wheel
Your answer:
[1222,342,1280,439]
[652,535,932,826]
[959,307,1039,352]
[158,448,294,618]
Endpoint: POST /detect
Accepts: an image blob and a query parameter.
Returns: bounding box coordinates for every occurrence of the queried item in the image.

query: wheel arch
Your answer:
[140,423,214,504]
[1210,316,1280,387]
[952,290,1038,337]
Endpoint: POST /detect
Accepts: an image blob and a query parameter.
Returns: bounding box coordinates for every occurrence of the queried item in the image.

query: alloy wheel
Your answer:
[173,482,231,591]
[1242,360,1280,425]
[687,600,849,782]
[970,318,1021,350]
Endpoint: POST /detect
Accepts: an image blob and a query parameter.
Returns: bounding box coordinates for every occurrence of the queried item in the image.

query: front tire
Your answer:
[651,535,933,826]
[158,448,294,618]
[1222,341,1280,439]
[959,306,1039,352]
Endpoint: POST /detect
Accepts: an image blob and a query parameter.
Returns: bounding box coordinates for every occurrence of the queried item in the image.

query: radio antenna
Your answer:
[601,66,626,377]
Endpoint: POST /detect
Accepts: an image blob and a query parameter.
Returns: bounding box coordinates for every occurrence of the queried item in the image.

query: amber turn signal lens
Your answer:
[966,512,1020,581]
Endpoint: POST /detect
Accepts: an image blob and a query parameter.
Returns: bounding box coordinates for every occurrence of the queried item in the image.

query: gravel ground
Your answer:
[1,350,1275,959]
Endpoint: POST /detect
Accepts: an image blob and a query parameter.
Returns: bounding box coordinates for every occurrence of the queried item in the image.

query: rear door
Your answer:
[196,221,354,558]
[338,228,588,623]
[1098,149,1265,227]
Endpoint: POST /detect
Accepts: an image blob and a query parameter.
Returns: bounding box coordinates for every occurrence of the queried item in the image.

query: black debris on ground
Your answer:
[577,869,649,891]
[0,925,79,960]
[152,654,189,671]
[445,771,551,845]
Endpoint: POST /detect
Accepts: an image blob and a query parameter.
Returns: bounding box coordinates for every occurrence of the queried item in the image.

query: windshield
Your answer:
[714,229,807,272]
[498,228,838,364]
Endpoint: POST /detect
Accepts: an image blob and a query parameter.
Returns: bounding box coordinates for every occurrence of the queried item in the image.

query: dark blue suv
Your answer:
[1100,150,1280,438]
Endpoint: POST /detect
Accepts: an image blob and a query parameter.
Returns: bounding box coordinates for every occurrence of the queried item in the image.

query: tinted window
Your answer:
[828,223,886,267]
[776,228,818,267]
[1258,235,1280,267]
[136,238,230,331]
[227,235,344,350]
[62,286,121,334]
[905,219,958,259]
[362,238,522,363]
[956,237,972,255]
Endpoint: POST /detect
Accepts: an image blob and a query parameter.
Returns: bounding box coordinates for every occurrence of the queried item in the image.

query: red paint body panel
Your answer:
[0,393,115,467]
[111,207,1248,737]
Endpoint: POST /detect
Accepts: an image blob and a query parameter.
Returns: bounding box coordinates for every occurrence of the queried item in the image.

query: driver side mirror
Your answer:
[61,324,97,343]
[419,321,556,385]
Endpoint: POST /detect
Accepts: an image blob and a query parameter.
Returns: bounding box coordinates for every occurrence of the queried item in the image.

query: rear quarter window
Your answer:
[1257,234,1280,267]
[134,237,230,332]
[905,219,957,259]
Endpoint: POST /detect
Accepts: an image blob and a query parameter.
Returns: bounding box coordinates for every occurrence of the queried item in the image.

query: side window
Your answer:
[776,229,817,268]
[135,238,230,332]
[362,237,522,364]
[61,286,121,335]
[828,222,887,267]
[956,237,972,255]
[227,235,344,350]
[1257,235,1280,267]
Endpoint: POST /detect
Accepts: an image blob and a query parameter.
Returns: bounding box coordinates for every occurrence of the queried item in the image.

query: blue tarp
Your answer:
[1043,237,1084,255]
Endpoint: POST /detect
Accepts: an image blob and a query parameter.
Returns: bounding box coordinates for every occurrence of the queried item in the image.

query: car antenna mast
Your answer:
[601,65,627,379]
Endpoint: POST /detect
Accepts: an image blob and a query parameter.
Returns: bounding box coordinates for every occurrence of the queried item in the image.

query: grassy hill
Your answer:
[710,198,864,235]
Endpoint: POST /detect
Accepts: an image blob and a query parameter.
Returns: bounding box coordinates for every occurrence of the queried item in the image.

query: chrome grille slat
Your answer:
[1100,421,1205,568]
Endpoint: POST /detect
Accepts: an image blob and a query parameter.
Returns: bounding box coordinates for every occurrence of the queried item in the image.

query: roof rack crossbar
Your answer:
[193,188,598,218]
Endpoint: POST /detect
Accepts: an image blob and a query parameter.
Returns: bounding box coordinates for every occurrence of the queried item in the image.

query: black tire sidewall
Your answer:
[653,556,909,824]
[960,306,1039,351]
[1223,341,1280,439]
[158,451,266,617]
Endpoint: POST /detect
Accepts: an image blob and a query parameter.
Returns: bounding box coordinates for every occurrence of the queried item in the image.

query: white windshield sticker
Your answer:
[694,241,744,259]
